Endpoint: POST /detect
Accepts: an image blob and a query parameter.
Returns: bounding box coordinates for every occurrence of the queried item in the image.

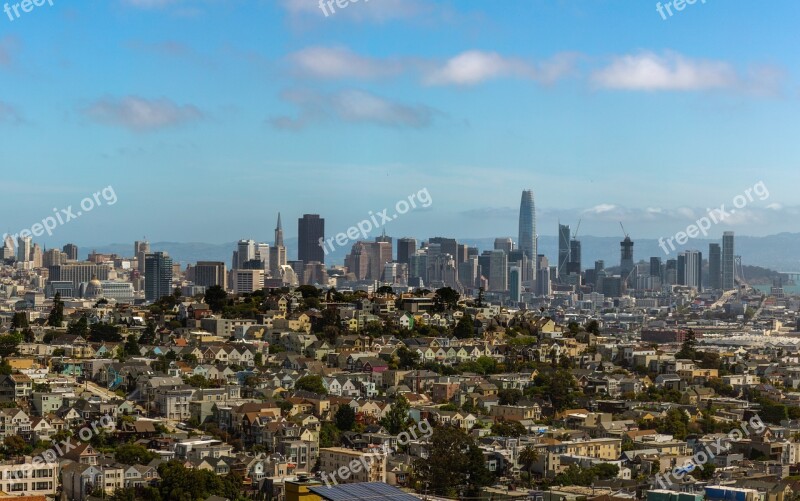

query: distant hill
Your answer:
[82,232,800,272]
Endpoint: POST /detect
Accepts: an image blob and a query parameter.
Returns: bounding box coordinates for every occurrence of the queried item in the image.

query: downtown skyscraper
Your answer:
[722,231,735,290]
[518,190,536,260]
[298,214,325,264]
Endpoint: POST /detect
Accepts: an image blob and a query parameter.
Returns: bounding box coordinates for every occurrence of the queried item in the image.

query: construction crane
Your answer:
[619,222,629,239]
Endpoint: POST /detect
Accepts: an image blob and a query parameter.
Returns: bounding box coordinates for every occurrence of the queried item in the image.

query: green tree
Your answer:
[115,442,159,465]
[67,316,89,337]
[413,426,492,497]
[491,420,526,437]
[10,312,28,331]
[88,323,123,342]
[434,287,460,311]
[519,445,540,486]
[3,435,29,455]
[453,313,475,339]
[204,285,228,313]
[294,375,327,394]
[47,292,65,326]
[380,395,410,434]
[498,388,523,405]
[0,332,22,357]
[334,405,356,431]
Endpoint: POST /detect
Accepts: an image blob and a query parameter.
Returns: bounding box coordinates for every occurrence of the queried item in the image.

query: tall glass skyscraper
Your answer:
[722,231,735,290]
[518,190,536,260]
[558,224,571,279]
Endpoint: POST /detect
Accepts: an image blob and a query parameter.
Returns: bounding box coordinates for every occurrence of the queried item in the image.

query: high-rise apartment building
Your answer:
[298,214,325,264]
[509,266,522,303]
[683,250,703,290]
[145,251,173,302]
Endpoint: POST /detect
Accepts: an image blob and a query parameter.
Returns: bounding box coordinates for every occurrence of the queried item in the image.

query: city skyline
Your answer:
[0,2,798,245]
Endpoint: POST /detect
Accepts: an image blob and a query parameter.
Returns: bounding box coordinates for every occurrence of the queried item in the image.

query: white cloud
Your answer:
[288,46,403,79]
[270,88,438,129]
[84,96,204,131]
[583,203,618,215]
[592,51,740,91]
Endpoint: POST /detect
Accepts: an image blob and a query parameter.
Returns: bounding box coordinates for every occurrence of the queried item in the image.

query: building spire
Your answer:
[275,212,284,247]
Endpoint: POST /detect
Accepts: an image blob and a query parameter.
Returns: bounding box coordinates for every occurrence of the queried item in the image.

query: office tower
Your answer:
[375,231,393,262]
[683,250,703,290]
[649,257,662,280]
[233,269,264,294]
[256,243,270,270]
[518,190,536,260]
[275,213,284,246]
[677,254,686,286]
[16,236,31,263]
[428,253,458,289]
[508,249,529,283]
[2,236,14,260]
[409,250,428,284]
[456,244,468,264]
[31,244,42,268]
[488,249,508,292]
[429,237,458,262]
[709,243,721,290]
[722,231,735,290]
[494,237,513,255]
[359,241,393,280]
[478,251,491,285]
[270,213,287,277]
[558,224,571,279]
[467,247,479,259]
[345,242,371,280]
[509,267,521,303]
[144,251,173,302]
[43,249,66,268]
[620,236,634,286]
[383,262,398,283]
[234,239,256,269]
[536,267,551,296]
[298,214,325,264]
[568,239,581,275]
[397,238,417,265]
[665,259,677,285]
[135,240,150,273]
[458,256,479,289]
[62,243,78,261]
[195,261,227,289]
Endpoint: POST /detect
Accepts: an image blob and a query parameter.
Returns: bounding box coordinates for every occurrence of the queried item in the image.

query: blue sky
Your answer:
[1,0,798,250]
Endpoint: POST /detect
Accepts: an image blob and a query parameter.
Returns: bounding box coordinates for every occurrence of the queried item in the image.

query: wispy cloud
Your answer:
[270,88,439,129]
[286,46,578,87]
[0,102,23,125]
[280,0,427,23]
[83,96,204,131]
[288,46,405,80]
[591,51,784,95]
[0,36,19,68]
[425,51,577,86]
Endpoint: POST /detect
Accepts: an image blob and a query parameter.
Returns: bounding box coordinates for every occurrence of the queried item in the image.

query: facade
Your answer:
[557,224,570,280]
[195,261,227,289]
[63,243,79,260]
[683,250,703,291]
[397,238,417,265]
[298,214,325,264]
[0,461,58,497]
[319,447,386,484]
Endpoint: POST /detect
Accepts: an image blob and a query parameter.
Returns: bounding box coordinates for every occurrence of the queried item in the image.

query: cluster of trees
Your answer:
[109,461,246,501]
[412,426,493,497]
[525,368,581,412]
[551,463,620,486]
